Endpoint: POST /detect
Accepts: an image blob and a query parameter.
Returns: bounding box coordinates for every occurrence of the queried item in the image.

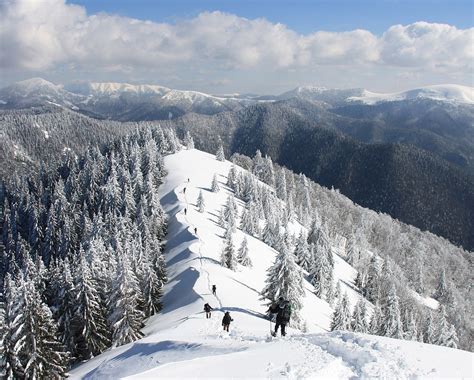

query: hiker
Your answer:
[268,297,291,337]
[222,311,233,332]
[183,187,186,194]
[212,285,217,296]
[187,178,190,183]
[184,208,187,215]
[194,227,198,235]
[204,303,213,319]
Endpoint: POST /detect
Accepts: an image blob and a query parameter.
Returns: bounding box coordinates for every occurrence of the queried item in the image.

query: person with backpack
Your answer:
[204,303,213,319]
[222,311,233,332]
[212,285,217,296]
[268,297,291,337]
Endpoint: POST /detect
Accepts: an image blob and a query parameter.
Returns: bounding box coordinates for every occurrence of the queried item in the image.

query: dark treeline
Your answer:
[0,126,180,378]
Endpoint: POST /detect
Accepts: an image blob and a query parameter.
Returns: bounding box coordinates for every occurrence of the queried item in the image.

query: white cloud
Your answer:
[0,0,472,91]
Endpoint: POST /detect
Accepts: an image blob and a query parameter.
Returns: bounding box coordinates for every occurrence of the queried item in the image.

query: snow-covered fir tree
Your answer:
[211,174,220,192]
[445,324,459,349]
[382,284,403,339]
[369,302,383,335]
[0,294,6,379]
[108,251,145,347]
[275,167,287,201]
[294,231,312,271]
[73,253,111,359]
[184,131,194,149]
[196,190,205,213]
[423,312,435,344]
[261,242,304,320]
[404,312,418,341]
[216,144,225,161]
[226,165,237,189]
[363,255,380,303]
[331,293,351,331]
[434,305,450,346]
[351,299,368,333]
[10,273,69,379]
[221,229,237,270]
[236,237,252,267]
[434,269,447,300]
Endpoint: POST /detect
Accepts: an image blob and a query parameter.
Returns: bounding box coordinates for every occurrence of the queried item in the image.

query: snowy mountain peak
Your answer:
[9,77,61,94]
[349,84,474,105]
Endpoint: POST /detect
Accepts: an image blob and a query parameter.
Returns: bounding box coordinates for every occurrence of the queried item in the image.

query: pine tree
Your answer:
[226,165,237,189]
[331,293,351,331]
[196,190,205,213]
[236,237,252,267]
[221,230,237,270]
[240,207,253,235]
[434,269,447,300]
[294,231,312,271]
[0,294,6,379]
[309,240,333,300]
[216,144,225,161]
[261,242,305,317]
[74,254,111,359]
[423,312,435,344]
[383,284,403,339]
[275,167,287,200]
[108,252,144,347]
[326,279,335,307]
[184,131,194,149]
[345,236,357,265]
[3,274,24,379]
[262,220,276,247]
[369,302,383,335]
[334,280,342,301]
[211,174,220,192]
[14,276,69,378]
[445,324,458,349]
[405,312,418,341]
[363,255,380,303]
[413,259,425,295]
[434,305,449,346]
[54,260,78,358]
[351,299,368,333]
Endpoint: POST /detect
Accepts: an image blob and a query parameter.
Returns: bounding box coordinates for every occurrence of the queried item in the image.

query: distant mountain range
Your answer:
[0,78,473,250]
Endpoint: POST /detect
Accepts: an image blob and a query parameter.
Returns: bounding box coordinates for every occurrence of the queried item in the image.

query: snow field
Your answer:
[70,148,473,379]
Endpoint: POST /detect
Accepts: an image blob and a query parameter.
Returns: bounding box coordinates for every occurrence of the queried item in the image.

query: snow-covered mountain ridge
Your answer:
[70,148,472,379]
[348,84,474,105]
[1,78,472,108]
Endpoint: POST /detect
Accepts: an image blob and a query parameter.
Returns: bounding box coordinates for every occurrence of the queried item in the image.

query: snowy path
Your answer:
[181,185,223,309]
[70,149,473,380]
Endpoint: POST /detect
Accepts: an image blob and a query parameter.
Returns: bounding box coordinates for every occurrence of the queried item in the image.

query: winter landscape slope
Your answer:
[70,149,472,379]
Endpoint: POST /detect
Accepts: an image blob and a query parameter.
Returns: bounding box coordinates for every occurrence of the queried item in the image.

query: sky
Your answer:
[0,0,473,94]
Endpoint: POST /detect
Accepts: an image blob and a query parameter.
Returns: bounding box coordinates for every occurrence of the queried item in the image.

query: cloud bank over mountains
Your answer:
[1,0,472,92]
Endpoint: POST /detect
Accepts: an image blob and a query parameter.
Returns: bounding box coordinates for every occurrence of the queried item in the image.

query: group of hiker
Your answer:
[181,181,292,336]
[204,287,292,337]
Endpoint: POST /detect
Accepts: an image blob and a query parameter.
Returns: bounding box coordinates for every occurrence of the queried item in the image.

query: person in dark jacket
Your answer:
[268,297,291,336]
[222,311,233,332]
[212,285,217,296]
[204,303,213,319]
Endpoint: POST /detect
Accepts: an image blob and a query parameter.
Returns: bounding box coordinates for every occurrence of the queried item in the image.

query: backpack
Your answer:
[281,302,292,321]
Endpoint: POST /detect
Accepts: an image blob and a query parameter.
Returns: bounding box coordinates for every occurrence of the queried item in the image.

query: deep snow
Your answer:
[70,149,473,379]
